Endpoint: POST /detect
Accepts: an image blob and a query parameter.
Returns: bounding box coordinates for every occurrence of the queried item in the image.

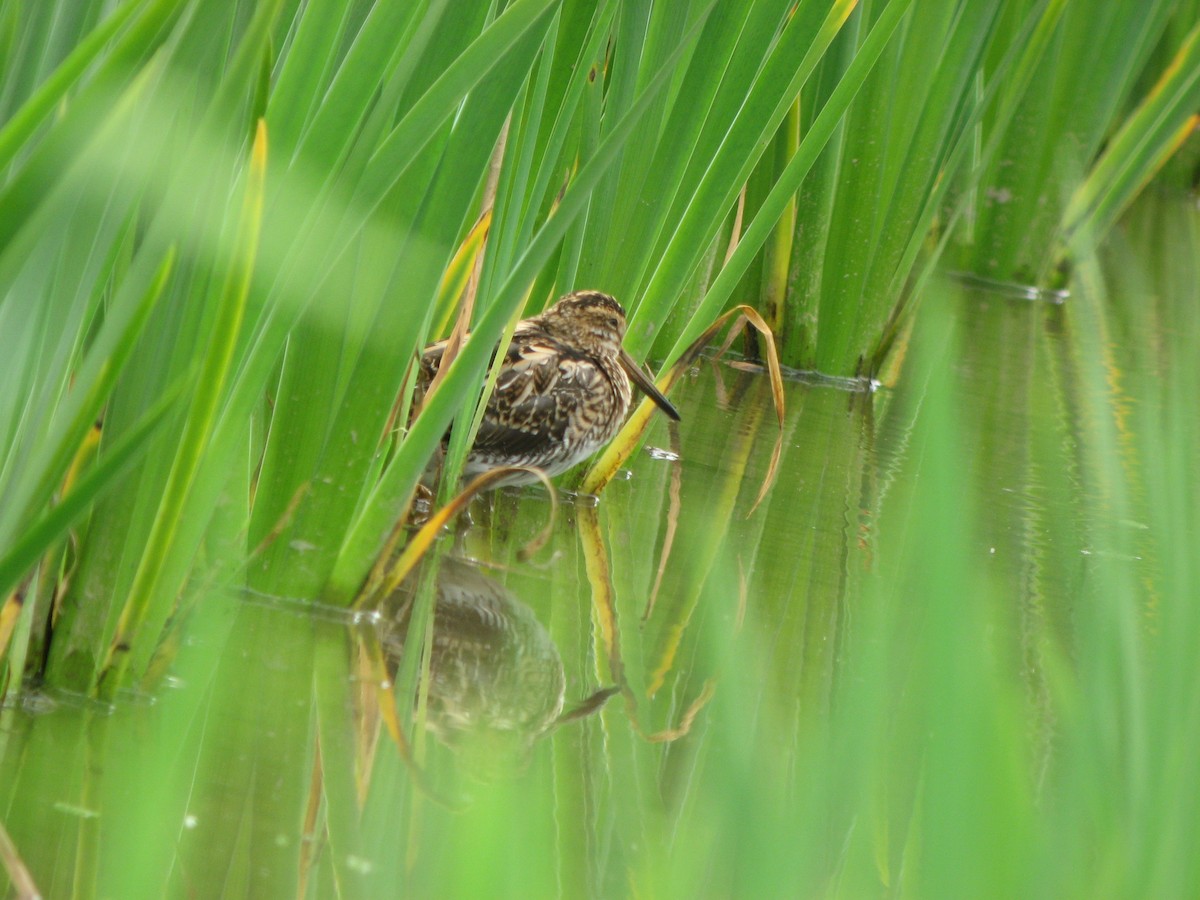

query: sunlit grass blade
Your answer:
[99,120,268,693]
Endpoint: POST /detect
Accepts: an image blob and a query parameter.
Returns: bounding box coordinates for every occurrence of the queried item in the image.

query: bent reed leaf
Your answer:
[581,305,785,503]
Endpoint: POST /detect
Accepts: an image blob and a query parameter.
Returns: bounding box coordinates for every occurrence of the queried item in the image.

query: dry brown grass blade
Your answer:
[360,466,556,610]
[735,556,749,632]
[296,745,325,900]
[419,118,508,409]
[0,817,40,900]
[577,504,623,686]
[552,685,620,727]
[58,419,103,499]
[418,215,491,416]
[578,504,713,744]
[726,184,747,264]
[351,629,383,805]
[357,488,418,607]
[643,679,715,743]
[356,625,463,812]
[582,305,786,509]
[714,306,785,514]
[247,482,310,560]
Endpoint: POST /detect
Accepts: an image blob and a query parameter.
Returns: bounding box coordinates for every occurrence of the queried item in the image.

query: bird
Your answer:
[417,290,680,486]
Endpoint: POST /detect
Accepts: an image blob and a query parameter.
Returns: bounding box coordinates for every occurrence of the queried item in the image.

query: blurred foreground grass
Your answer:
[1,190,1197,896]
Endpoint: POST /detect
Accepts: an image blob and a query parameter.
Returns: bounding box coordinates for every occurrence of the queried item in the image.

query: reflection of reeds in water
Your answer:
[380,558,565,766]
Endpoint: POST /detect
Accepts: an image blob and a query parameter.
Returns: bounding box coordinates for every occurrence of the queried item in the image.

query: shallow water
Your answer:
[0,224,1188,895]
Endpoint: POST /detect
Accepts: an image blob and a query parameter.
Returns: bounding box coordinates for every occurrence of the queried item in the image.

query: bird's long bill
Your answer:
[619,349,681,421]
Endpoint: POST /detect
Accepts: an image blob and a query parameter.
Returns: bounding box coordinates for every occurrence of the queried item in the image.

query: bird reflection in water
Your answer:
[380,557,614,774]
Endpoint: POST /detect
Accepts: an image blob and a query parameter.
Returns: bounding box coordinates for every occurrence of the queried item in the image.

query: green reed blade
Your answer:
[0,376,182,638]
[277,0,448,170]
[100,122,267,694]
[659,0,913,371]
[0,250,174,559]
[966,0,1175,284]
[0,0,165,174]
[267,0,371,158]
[357,0,559,200]
[1063,20,1200,256]
[249,13,546,605]
[834,0,1004,375]
[632,0,858,359]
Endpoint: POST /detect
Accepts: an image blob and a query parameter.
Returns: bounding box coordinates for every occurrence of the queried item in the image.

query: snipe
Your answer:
[418,290,679,486]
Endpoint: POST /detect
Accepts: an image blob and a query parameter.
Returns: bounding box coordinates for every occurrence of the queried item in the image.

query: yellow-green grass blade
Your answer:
[0,378,183,615]
[1063,21,1200,256]
[99,121,268,694]
[966,0,1176,284]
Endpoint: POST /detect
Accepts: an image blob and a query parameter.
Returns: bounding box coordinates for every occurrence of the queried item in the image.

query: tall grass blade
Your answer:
[659,0,913,371]
[1062,21,1200,255]
[100,121,268,693]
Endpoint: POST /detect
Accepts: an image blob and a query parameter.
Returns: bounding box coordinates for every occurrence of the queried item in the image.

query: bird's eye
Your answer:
[608,317,620,329]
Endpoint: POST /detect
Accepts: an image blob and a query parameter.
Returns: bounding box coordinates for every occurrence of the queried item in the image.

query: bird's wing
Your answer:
[470,338,601,456]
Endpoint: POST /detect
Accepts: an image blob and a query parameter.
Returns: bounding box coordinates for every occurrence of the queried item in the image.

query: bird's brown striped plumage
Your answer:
[417,290,679,487]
